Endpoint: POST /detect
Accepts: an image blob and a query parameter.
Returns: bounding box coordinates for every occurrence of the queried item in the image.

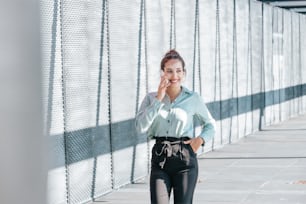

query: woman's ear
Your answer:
[182,69,186,82]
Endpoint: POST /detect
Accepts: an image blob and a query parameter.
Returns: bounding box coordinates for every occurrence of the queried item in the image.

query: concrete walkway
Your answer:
[91,114,306,204]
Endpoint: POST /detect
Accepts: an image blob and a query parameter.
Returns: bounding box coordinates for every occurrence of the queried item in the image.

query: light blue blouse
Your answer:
[135,86,216,142]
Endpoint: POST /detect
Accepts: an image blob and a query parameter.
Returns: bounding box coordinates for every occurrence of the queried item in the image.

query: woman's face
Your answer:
[162,59,185,89]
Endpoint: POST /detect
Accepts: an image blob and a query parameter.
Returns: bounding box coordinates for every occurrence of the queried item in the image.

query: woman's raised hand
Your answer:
[156,74,170,101]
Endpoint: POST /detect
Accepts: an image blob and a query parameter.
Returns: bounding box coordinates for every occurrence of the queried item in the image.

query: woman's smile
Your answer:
[170,79,179,83]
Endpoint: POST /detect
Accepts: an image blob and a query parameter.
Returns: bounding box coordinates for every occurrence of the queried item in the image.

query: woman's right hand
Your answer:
[156,74,170,101]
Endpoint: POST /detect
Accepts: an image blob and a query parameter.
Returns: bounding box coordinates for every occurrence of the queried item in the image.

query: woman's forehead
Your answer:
[165,67,183,70]
[164,60,183,69]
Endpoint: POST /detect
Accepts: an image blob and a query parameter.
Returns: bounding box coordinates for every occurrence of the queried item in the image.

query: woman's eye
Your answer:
[167,71,172,73]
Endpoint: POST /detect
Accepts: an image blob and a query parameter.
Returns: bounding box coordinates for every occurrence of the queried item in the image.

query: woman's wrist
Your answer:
[197,136,205,146]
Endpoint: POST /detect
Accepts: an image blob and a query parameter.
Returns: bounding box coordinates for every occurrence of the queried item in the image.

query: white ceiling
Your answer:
[258,0,306,14]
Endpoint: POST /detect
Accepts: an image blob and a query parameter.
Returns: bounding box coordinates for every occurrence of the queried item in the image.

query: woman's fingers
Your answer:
[184,137,202,153]
[162,76,168,85]
[184,140,191,144]
[160,76,169,89]
[156,76,168,101]
[184,139,196,152]
[156,75,171,101]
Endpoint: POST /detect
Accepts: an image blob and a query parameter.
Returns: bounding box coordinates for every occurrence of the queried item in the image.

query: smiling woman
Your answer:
[135,49,216,204]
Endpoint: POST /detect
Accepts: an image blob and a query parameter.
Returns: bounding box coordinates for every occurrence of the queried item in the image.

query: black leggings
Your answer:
[150,137,198,204]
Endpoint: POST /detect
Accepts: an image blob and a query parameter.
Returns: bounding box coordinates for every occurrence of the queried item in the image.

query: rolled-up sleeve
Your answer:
[195,94,216,142]
[135,94,164,134]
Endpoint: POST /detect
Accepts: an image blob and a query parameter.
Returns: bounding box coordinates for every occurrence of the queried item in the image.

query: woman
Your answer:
[135,49,216,204]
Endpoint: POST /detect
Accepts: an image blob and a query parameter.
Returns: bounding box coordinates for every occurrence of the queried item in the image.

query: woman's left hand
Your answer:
[184,136,204,153]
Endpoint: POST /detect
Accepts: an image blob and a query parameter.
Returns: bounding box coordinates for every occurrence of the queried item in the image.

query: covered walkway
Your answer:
[2,1,306,204]
[92,114,306,204]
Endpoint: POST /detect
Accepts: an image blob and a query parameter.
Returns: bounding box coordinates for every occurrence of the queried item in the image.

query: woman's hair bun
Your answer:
[160,49,185,71]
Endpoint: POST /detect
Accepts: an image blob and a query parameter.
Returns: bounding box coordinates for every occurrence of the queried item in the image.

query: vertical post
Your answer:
[259,2,265,130]
[0,1,46,204]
